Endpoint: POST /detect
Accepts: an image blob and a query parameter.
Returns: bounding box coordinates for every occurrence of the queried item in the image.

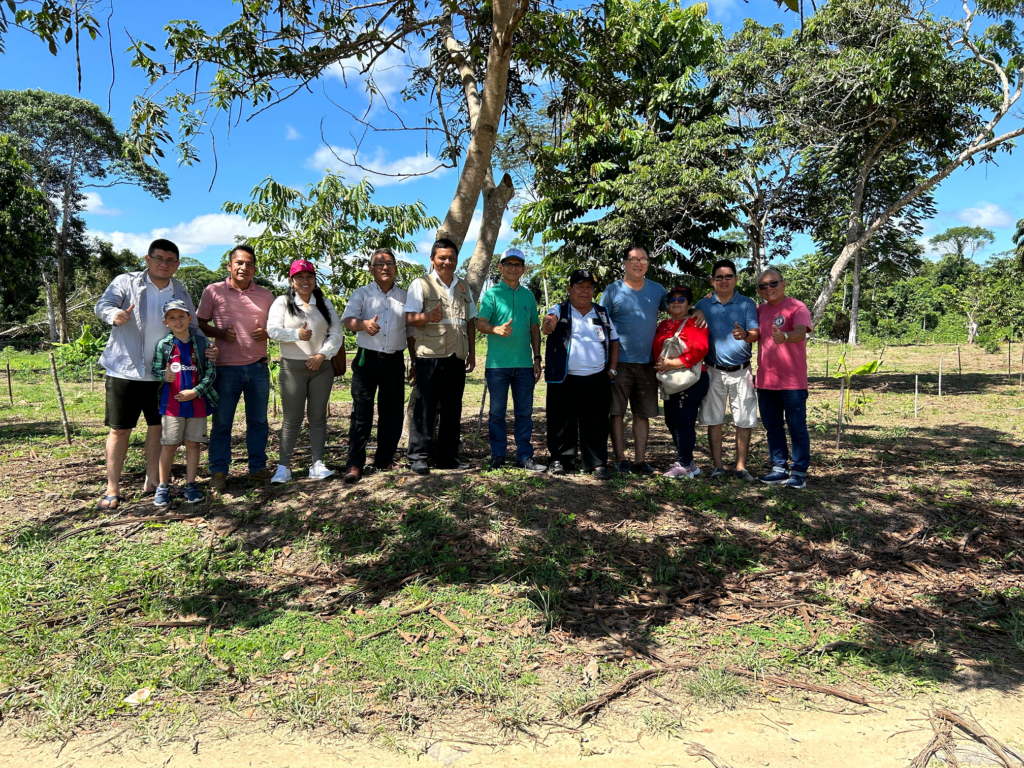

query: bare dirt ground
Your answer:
[2,342,1023,767]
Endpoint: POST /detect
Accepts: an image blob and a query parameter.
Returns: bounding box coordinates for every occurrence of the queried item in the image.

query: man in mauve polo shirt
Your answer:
[197,245,276,489]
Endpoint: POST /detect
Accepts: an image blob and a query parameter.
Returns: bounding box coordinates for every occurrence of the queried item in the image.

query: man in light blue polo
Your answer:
[599,245,668,475]
[694,259,760,481]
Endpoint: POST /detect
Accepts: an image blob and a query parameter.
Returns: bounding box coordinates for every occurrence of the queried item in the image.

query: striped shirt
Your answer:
[341,281,414,353]
[159,337,209,417]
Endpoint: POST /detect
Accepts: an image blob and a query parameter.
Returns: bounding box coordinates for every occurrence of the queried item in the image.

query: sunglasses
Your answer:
[371,261,397,269]
[757,280,781,291]
[712,274,735,281]
[667,297,690,304]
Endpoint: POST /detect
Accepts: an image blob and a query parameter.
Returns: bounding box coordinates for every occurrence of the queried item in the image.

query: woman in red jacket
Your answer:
[653,286,710,479]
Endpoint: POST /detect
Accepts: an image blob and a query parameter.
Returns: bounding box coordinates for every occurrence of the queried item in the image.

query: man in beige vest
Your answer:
[404,238,477,474]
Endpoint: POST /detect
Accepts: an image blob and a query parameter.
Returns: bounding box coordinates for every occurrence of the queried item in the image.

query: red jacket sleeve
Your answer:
[679,319,709,368]
[652,320,672,361]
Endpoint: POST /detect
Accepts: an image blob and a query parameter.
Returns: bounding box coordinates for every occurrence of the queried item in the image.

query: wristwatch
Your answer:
[609,368,618,377]
[782,332,790,342]
[534,355,542,361]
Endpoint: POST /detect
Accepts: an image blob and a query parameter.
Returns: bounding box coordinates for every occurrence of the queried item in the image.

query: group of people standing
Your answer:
[93,237,812,510]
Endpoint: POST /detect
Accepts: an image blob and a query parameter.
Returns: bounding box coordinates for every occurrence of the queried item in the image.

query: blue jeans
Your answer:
[209,361,270,474]
[756,388,809,475]
[485,367,535,463]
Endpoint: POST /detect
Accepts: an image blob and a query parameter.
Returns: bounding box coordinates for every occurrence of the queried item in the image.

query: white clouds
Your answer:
[82,192,120,216]
[285,125,301,141]
[327,43,427,103]
[90,213,263,257]
[306,145,450,186]
[956,202,1014,228]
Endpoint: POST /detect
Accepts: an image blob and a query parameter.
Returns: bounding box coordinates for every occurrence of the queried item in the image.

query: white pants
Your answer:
[698,365,759,429]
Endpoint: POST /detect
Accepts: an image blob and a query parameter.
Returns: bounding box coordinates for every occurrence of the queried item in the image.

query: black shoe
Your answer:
[593,466,611,481]
[411,460,430,475]
[613,460,632,474]
[549,461,566,476]
[437,459,470,470]
[633,461,656,475]
[517,458,547,472]
[488,457,506,470]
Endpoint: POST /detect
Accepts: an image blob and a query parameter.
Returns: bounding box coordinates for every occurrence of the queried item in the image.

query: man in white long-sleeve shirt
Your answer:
[341,248,417,482]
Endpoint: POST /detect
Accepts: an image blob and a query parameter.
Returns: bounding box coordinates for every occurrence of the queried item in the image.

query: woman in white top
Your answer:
[266,259,345,483]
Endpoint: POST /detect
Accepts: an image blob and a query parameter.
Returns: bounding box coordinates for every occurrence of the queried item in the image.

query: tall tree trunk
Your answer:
[56,151,78,343]
[41,270,58,342]
[464,169,514,300]
[437,0,528,250]
[847,248,862,345]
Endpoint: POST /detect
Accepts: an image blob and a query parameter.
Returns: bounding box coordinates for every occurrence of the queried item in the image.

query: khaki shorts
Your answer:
[161,415,208,445]
[610,362,660,419]
[698,365,758,429]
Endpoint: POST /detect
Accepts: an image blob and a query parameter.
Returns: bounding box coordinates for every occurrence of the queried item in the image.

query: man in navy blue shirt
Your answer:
[599,245,668,475]
[694,259,760,480]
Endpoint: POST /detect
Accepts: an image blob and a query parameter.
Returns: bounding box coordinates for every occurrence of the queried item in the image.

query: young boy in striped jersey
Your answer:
[152,299,218,506]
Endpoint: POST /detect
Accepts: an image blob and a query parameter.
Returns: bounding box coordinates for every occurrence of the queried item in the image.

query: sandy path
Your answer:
[3,687,1024,768]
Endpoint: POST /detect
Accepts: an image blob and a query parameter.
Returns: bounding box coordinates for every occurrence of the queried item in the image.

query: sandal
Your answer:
[98,495,122,511]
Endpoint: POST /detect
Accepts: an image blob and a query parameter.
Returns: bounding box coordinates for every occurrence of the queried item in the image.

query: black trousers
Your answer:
[546,371,610,472]
[408,354,466,466]
[347,348,406,468]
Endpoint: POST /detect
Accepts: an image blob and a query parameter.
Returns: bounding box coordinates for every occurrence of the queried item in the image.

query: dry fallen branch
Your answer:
[201,623,235,676]
[429,608,466,639]
[686,742,733,768]
[354,601,433,642]
[934,708,1023,768]
[54,513,199,542]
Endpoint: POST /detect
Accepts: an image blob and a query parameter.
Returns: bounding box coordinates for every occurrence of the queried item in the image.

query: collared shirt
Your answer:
[134,272,174,382]
[404,270,478,319]
[695,291,759,368]
[341,281,413,353]
[196,278,275,367]
[598,279,668,364]
[478,280,538,369]
[756,297,813,390]
[546,303,619,376]
[267,295,344,360]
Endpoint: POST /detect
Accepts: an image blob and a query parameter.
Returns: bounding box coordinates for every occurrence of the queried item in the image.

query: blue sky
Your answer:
[1,0,1021,274]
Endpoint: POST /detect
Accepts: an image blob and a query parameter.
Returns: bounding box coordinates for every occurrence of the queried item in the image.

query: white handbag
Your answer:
[657,321,702,397]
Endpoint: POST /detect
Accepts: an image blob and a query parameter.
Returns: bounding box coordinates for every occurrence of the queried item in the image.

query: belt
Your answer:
[710,361,750,373]
[358,347,404,357]
[438,318,467,327]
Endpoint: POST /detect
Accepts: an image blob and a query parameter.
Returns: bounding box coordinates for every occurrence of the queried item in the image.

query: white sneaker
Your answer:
[684,461,701,479]
[270,464,292,484]
[308,461,334,480]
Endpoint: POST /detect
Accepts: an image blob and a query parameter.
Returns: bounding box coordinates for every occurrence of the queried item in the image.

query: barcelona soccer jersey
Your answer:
[160,338,209,418]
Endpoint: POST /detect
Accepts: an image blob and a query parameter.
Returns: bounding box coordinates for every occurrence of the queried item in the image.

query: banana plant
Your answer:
[834,346,884,415]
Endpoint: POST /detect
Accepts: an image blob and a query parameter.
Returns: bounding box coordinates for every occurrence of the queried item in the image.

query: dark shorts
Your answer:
[104,376,162,430]
[609,362,660,419]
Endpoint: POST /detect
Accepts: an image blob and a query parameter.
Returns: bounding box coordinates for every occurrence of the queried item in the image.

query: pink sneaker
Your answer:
[663,462,688,478]
[683,461,701,479]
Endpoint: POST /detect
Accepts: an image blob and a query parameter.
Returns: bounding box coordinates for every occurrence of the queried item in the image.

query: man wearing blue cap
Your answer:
[476,248,546,471]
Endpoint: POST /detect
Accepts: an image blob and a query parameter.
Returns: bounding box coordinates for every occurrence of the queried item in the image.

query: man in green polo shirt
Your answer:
[476,248,546,471]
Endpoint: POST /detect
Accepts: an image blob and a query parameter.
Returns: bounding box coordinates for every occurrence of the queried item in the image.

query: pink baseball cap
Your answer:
[289,259,316,277]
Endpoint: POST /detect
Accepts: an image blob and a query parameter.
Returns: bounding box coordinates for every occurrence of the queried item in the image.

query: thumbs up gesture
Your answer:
[364,313,380,336]
[732,321,747,341]
[112,303,135,327]
[164,360,175,383]
[252,318,268,342]
[223,323,237,343]
[541,313,557,336]
[298,321,313,341]
[427,301,444,323]
[495,318,514,338]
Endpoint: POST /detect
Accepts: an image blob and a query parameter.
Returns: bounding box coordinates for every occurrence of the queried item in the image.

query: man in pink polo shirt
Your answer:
[754,268,813,490]
[197,245,276,490]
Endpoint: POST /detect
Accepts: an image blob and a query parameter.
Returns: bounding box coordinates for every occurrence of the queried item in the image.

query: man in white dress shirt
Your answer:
[341,248,417,482]
[540,269,620,480]
[404,238,477,474]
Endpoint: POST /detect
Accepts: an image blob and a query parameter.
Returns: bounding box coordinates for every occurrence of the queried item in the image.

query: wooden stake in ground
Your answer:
[48,351,72,445]
[1019,342,1023,389]
[915,375,919,419]
[1009,339,1013,379]
[957,345,962,384]
[89,361,94,392]
[939,357,943,397]
[836,379,845,449]
[474,382,489,444]
[825,343,829,378]
[6,360,12,406]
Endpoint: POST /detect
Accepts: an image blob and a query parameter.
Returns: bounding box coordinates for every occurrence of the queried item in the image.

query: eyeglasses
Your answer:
[148,257,178,265]
[757,280,781,291]
[667,297,689,304]
[371,261,397,269]
[712,274,735,281]
[502,262,525,270]
[625,258,649,265]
